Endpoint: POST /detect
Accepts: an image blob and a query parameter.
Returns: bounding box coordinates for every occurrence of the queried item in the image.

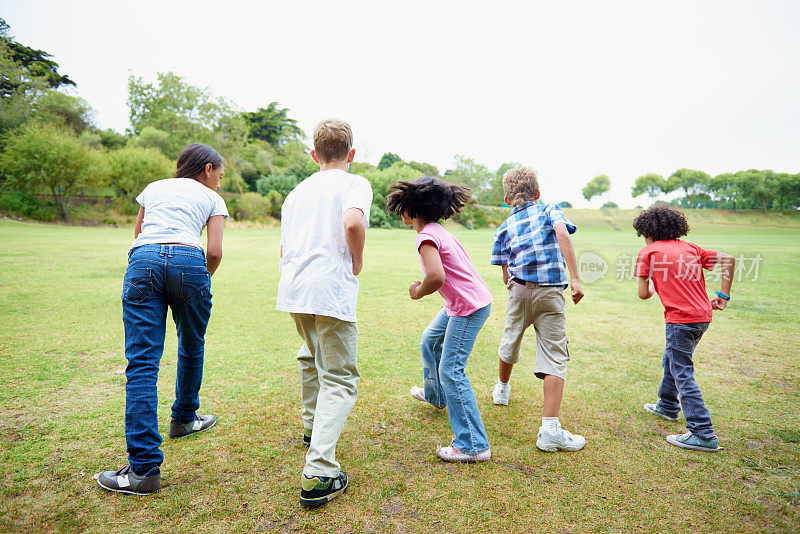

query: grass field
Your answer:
[1,213,799,533]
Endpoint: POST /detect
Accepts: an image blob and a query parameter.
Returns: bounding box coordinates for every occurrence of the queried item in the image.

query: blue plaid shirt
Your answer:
[490,202,576,287]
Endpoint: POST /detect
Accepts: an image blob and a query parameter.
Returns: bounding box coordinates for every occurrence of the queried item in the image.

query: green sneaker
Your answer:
[302,428,312,447]
[666,432,720,452]
[169,414,216,439]
[644,402,679,422]
[300,472,348,507]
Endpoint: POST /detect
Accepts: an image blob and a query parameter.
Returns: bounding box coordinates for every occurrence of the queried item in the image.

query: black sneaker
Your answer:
[95,465,160,495]
[302,428,312,447]
[169,414,216,439]
[300,472,348,507]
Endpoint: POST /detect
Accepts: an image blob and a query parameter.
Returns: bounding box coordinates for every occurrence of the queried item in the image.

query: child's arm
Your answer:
[206,215,224,276]
[343,208,366,276]
[554,223,584,304]
[710,252,735,310]
[134,207,145,238]
[637,276,655,299]
[501,264,509,285]
[410,243,445,300]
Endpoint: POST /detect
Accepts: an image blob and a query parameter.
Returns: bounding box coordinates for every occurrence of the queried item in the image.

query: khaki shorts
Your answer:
[498,279,570,380]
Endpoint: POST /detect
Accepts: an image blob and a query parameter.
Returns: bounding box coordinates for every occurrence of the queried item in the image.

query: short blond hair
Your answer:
[313,119,353,163]
[503,166,539,205]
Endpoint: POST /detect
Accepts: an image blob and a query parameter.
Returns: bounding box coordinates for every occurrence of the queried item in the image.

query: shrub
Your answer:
[106,146,173,201]
[256,174,300,198]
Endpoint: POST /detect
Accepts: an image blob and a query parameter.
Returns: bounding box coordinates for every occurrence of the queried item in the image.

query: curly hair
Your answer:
[385,176,471,222]
[632,205,690,241]
[503,166,539,205]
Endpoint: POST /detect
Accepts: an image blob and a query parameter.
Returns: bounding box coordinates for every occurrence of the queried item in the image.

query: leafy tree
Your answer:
[32,90,94,132]
[666,169,711,204]
[97,128,127,150]
[378,152,402,170]
[127,72,248,159]
[256,174,300,198]
[631,173,666,199]
[709,173,741,210]
[106,146,173,201]
[407,161,440,177]
[242,102,304,146]
[481,162,522,207]
[774,172,800,211]
[0,18,75,99]
[0,123,105,219]
[582,174,611,202]
[445,155,494,197]
[601,201,619,208]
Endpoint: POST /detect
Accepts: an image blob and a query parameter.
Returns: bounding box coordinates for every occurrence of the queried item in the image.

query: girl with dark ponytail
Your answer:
[386,177,494,463]
[96,143,228,495]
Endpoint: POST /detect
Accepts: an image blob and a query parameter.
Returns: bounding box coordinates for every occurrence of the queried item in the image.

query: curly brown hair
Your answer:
[632,205,690,241]
[385,176,471,222]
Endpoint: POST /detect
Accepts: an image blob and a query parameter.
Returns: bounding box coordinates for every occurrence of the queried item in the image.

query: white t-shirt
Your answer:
[131,178,229,251]
[277,169,373,322]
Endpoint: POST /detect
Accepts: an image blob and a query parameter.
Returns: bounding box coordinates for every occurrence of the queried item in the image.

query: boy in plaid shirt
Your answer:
[490,167,586,452]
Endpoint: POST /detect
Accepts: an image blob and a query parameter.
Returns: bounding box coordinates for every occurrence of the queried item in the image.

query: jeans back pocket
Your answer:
[122,268,153,303]
[180,272,211,305]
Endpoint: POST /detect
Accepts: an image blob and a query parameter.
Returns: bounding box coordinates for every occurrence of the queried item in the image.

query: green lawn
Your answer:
[0,217,798,533]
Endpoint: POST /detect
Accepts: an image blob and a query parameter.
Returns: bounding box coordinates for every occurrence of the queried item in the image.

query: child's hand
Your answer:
[352,257,363,276]
[570,279,584,304]
[409,280,422,300]
[710,296,728,310]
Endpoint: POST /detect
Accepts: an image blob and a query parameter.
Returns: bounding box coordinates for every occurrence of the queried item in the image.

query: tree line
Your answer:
[1,18,797,226]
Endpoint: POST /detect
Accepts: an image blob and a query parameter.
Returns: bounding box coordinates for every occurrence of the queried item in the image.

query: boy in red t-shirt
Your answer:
[633,206,735,452]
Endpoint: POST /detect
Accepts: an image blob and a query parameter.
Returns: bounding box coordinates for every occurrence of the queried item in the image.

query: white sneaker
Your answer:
[410,386,445,409]
[536,423,586,452]
[492,381,511,405]
[435,445,491,463]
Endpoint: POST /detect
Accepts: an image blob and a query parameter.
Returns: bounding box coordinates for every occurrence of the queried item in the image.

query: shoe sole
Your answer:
[96,477,156,496]
[644,404,678,422]
[666,435,719,452]
[300,480,348,507]
[492,398,509,406]
[435,450,492,462]
[536,440,585,452]
[169,418,217,439]
[410,391,445,409]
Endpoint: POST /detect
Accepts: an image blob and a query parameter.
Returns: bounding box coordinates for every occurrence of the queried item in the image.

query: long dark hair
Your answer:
[386,176,471,222]
[175,143,223,179]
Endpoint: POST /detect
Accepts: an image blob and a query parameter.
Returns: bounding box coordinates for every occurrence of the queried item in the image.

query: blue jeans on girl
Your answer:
[420,304,491,454]
[122,244,212,474]
[658,322,715,439]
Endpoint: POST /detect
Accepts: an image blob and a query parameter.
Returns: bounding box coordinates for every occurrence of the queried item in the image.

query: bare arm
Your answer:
[343,208,366,275]
[554,222,583,304]
[205,215,224,276]
[501,264,509,285]
[638,276,655,300]
[134,206,145,238]
[410,243,445,300]
[710,252,735,310]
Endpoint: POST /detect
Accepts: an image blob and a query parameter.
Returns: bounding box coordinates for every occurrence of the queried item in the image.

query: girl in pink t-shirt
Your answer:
[386,177,493,463]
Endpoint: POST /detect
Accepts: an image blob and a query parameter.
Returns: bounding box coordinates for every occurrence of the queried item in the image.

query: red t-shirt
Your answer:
[634,239,718,324]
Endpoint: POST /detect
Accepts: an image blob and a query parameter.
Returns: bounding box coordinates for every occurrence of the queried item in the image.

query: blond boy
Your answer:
[277,119,373,506]
[490,167,586,451]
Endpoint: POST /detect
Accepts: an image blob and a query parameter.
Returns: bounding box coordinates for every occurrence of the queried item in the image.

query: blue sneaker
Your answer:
[644,402,679,422]
[666,432,720,452]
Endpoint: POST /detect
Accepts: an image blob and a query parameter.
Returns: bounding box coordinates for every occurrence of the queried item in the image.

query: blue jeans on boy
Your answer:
[657,322,715,439]
[122,244,212,474]
[420,304,491,454]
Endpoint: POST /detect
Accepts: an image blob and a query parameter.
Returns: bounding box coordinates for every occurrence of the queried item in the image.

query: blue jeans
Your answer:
[420,305,491,454]
[122,244,213,474]
[657,322,715,439]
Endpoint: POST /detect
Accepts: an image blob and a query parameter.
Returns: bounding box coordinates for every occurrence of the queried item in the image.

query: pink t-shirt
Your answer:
[415,223,493,317]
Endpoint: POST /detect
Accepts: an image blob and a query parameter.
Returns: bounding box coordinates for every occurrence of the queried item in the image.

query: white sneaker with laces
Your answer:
[435,445,491,463]
[492,381,511,406]
[536,423,586,452]
[410,386,445,409]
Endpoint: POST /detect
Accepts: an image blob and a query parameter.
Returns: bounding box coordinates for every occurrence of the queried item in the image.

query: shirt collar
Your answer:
[511,201,537,215]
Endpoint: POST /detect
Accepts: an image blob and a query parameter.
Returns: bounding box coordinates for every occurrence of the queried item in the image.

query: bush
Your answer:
[106,146,173,201]
[233,191,280,221]
[601,201,619,209]
[256,174,300,198]
[0,191,57,221]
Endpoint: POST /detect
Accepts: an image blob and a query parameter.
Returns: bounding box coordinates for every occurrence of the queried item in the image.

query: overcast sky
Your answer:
[4,0,799,207]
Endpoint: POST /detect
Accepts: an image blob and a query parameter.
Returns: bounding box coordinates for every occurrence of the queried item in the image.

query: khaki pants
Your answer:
[497,281,569,380]
[292,313,359,477]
